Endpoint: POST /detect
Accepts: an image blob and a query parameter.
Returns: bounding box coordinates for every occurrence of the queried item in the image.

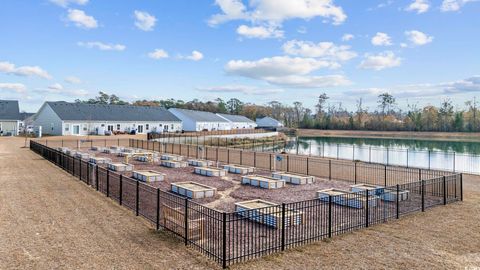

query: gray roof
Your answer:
[217,113,255,123]
[19,112,35,121]
[170,108,228,122]
[256,116,283,127]
[0,100,21,120]
[46,101,181,122]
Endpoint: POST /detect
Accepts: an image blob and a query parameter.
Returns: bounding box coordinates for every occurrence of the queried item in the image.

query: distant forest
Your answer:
[75,91,480,132]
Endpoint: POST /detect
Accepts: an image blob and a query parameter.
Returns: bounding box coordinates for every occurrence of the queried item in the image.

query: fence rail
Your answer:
[30,139,462,268]
[147,128,270,140]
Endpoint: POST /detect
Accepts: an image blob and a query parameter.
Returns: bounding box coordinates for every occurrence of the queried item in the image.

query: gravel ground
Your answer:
[2,136,479,269]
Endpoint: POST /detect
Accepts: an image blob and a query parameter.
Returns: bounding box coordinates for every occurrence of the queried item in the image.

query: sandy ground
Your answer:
[298,129,480,142]
[1,136,480,269]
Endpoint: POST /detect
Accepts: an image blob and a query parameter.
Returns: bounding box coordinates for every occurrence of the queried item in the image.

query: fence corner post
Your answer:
[421,180,425,212]
[365,191,369,228]
[281,203,286,251]
[328,195,332,238]
[95,165,99,191]
[443,176,447,205]
[396,184,400,219]
[184,198,188,246]
[136,180,140,216]
[119,174,123,206]
[222,212,227,269]
[460,173,463,201]
[156,188,160,230]
[106,169,110,197]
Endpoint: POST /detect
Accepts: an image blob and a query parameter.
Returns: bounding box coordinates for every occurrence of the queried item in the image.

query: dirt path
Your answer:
[0,137,216,270]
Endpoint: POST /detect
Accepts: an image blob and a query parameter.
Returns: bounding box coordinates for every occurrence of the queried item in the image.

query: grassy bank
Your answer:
[297,129,480,142]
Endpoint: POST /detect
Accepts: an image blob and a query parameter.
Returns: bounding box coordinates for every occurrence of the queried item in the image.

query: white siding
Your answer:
[0,120,20,136]
[62,121,182,136]
[33,104,63,135]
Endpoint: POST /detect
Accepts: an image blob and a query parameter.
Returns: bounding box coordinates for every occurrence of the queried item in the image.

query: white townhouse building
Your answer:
[0,100,22,136]
[168,108,231,132]
[216,113,257,129]
[33,101,182,136]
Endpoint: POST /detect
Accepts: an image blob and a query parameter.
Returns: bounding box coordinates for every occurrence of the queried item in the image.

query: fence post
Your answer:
[443,176,447,205]
[460,173,463,201]
[286,155,289,172]
[184,198,188,246]
[453,152,456,172]
[79,159,82,181]
[428,150,431,170]
[306,157,309,175]
[328,195,332,238]
[240,150,243,165]
[96,165,99,191]
[384,165,387,186]
[106,170,110,197]
[281,203,286,251]
[354,162,357,184]
[222,212,227,269]
[406,149,409,168]
[254,152,257,167]
[269,153,272,170]
[329,160,332,180]
[365,191,369,228]
[119,174,123,206]
[419,169,422,180]
[421,180,425,212]
[156,188,160,230]
[396,184,400,219]
[86,161,89,184]
[136,180,140,216]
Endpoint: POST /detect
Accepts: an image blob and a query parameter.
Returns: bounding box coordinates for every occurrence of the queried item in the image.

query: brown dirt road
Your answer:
[1,136,480,269]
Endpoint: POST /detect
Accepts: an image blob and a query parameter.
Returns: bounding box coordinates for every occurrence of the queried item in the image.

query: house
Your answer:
[256,116,284,129]
[169,108,230,131]
[0,100,22,136]
[33,101,182,136]
[216,113,257,129]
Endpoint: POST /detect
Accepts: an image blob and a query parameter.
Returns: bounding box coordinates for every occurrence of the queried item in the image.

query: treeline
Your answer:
[76,91,480,132]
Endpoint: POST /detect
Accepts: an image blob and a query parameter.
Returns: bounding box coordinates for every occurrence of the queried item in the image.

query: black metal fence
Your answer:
[30,140,462,268]
[155,134,480,174]
[147,128,271,141]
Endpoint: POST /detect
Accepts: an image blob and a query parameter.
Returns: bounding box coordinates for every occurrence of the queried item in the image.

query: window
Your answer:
[146,124,149,130]
[117,124,121,130]
[159,124,163,127]
[101,124,105,127]
[171,124,174,129]
[65,124,69,131]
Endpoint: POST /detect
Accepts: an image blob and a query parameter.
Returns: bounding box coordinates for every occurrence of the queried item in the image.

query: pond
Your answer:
[280,136,480,174]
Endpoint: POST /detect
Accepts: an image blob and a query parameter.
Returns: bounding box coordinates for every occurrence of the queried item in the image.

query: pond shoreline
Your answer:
[297,129,480,143]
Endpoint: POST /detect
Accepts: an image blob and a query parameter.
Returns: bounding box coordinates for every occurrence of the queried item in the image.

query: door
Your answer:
[137,125,144,133]
[72,125,80,135]
[107,125,114,132]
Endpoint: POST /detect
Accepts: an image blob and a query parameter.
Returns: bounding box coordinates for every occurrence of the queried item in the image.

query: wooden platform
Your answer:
[271,171,315,185]
[171,182,217,199]
[235,199,303,229]
[89,157,112,164]
[161,154,184,161]
[194,167,227,177]
[241,175,286,189]
[132,170,165,182]
[380,189,410,202]
[187,159,214,167]
[223,164,255,174]
[161,160,188,168]
[107,162,134,172]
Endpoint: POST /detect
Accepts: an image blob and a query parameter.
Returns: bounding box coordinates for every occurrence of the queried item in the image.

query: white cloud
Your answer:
[342,33,354,41]
[359,51,401,70]
[148,49,169,59]
[78,41,126,51]
[134,10,156,31]
[236,25,284,39]
[209,0,347,39]
[50,0,88,8]
[371,32,393,46]
[282,40,357,62]
[180,50,204,61]
[196,85,284,95]
[67,9,98,29]
[405,0,430,13]
[65,76,81,84]
[405,30,433,46]
[297,26,307,34]
[0,83,27,93]
[0,61,51,79]
[48,83,64,91]
[343,76,480,98]
[225,56,349,88]
[441,0,477,11]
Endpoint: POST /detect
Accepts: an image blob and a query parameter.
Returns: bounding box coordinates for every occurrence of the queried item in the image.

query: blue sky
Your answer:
[0,0,479,112]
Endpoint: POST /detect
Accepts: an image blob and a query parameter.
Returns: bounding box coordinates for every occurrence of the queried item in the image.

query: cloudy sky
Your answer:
[0,0,479,112]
